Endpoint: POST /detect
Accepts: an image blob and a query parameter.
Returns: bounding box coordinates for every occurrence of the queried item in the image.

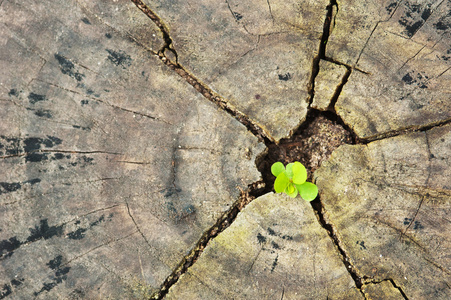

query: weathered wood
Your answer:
[312,59,348,111]
[362,280,406,300]
[0,0,264,298]
[166,193,363,299]
[1,0,450,298]
[78,0,165,53]
[327,0,451,139]
[142,0,330,141]
[315,124,451,299]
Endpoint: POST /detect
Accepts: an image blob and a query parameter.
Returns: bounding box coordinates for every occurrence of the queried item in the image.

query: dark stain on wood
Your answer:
[106,49,132,69]
[54,53,85,82]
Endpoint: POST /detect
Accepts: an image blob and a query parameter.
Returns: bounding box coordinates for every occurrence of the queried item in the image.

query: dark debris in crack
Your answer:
[150,180,265,300]
[257,110,353,192]
[131,0,367,298]
[130,0,176,59]
[131,0,271,144]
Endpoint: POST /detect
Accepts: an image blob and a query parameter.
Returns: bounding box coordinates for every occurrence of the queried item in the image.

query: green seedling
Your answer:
[271,161,318,201]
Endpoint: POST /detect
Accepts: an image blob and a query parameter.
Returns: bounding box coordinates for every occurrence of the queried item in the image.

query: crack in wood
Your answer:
[266,0,275,25]
[128,0,448,298]
[402,132,432,236]
[423,256,451,276]
[0,149,122,160]
[308,0,338,105]
[363,278,409,300]
[360,117,451,144]
[63,230,139,267]
[354,0,402,67]
[373,217,431,255]
[310,196,366,296]
[130,0,176,59]
[88,97,172,124]
[148,181,264,299]
[116,160,151,165]
[125,200,156,254]
[28,78,171,124]
[130,0,271,143]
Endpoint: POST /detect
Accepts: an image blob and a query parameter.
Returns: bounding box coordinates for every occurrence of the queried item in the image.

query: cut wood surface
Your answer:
[166,193,362,300]
[142,0,329,141]
[0,0,263,298]
[1,0,450,299]
[315,124,451,299]
[328,0,451,139]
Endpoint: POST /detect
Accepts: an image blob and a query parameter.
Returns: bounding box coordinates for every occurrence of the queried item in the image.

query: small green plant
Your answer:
[271,161,318,201]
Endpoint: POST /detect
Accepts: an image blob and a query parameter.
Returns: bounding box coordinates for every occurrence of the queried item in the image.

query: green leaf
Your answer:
[286,183,296,194]
[292,162,307,184]
[285,183,298,198]
[274,172,290,193]
[285,163,294,179]
[296,182,318,201]
[271,162,285,177]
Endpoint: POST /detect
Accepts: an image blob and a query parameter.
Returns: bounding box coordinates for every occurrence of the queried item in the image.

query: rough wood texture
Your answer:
[312,59,348,111]
[166,193,363,299]
[1,0,450,299]
[0,0,263,298]
[362,281,406,300]
[142,0,329,142]
[327,0,451,139]
[315,124,451,299]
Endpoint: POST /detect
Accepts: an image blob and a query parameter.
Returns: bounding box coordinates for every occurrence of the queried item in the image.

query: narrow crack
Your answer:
[327,67,351,112]
[0,149,122,160]
[310,197,365,293]
[402,131,431,236]
[31,79,172,124]
[130,0,177,60]
[266,0,275,25]
[322,56,370,75]
[129,0,415,298]
[150,180,266,300]
[125,200,156,255]
[363,278,409,299]
[360,117,451,144]
[131,0,271,144]
[386,279,409,299]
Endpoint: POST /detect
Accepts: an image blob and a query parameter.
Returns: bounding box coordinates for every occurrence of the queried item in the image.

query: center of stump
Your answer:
[258,111,353,190]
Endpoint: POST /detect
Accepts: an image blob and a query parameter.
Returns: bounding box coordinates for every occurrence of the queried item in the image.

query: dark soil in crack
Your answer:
[257,109,366,294]
[257,109,353,192]
[131,0,366,297]
[154,110,357,300]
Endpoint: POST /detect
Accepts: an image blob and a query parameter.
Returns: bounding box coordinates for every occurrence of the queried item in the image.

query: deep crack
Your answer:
[150,181,265,300]
[130,0,376,298]
[310,197,365,292]
[308,0,338,104]
[257,110,353,188]
[130,0,271,144]
[130,0,176,59]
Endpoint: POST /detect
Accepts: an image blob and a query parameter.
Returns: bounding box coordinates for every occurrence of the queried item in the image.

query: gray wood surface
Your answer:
[1,0,449,299]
